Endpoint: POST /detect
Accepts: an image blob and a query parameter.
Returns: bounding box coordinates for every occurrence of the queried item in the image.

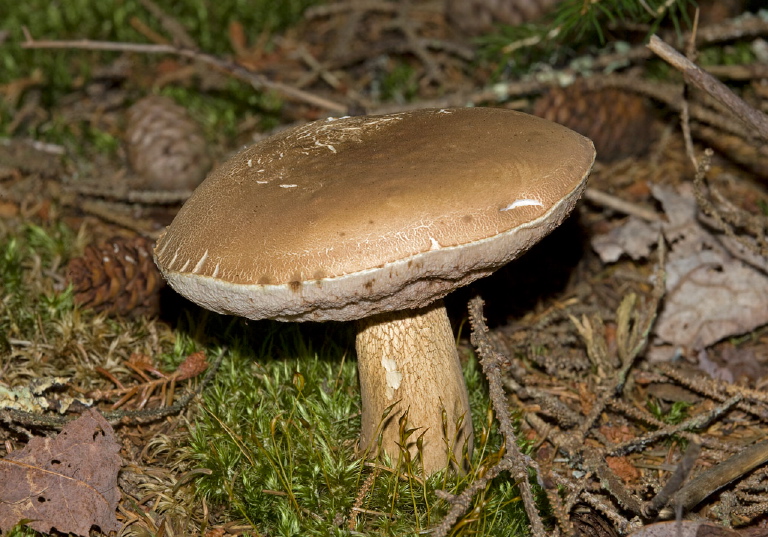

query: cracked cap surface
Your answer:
[154,107,595,321]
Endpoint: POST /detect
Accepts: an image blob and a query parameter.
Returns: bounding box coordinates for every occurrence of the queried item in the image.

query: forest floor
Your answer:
[1,1,768,536]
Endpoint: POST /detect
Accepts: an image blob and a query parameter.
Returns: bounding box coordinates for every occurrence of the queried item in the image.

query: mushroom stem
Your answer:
[356,300,474,474]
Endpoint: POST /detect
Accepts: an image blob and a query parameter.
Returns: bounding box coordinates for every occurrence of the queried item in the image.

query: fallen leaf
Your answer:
[592,217,661,262]
[654,185,768,349]
[590,184,768,350]
[687,341,768,385]
[174,351,208,381]
[0,408,122,536]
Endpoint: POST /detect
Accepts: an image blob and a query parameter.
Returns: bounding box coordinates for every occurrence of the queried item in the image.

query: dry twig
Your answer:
[583,187,662,222]
[692,148,768,259]
[20,29,347,114]
[431,297,547,537]
[647,34,768,141]
[0,348,226,429]
[138,0,197,48]
[659,439,768,518]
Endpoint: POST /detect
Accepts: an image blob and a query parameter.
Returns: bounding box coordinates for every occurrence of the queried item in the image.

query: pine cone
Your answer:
[533,83,656,162]
[125,95,212,191]
[446,0,561,36]
[67,236,164,317]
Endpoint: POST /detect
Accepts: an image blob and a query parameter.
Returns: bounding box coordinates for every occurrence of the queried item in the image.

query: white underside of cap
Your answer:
[159,180,587,322]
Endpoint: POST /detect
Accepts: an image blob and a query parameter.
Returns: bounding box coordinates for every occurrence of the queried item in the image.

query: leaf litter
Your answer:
[592,183,768,355]
[0,408,122,536]
[3,2,768,536]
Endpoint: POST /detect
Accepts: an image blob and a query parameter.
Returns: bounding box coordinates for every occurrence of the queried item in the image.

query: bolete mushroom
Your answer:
[153,107,595,474]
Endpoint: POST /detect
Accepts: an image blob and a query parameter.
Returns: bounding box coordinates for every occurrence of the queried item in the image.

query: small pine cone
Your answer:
[67,236,164,317]
[533,83,656,162]
[125,95,212,191]
[446,0,561,36]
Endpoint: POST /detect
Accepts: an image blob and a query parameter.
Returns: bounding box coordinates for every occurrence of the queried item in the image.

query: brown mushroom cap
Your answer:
[154,107,595,321]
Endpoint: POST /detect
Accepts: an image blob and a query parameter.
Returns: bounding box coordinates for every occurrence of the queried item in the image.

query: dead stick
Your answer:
[659,438,768,518]
[647,35,768,141]
[20,30,348,114]
[642,439,701,517]
[467,296,547,537]
[583,187,661,222]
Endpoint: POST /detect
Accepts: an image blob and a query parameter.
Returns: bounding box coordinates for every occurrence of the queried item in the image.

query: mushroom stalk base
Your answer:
[356,300,473,474]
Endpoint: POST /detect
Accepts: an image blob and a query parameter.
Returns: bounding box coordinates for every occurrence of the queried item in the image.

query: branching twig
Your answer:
[437,296,548,537]
[583,187,662,222]
[432,458,515,537]
[608,399,741,453]
[680,9,701,170]
[138,0,197,48]
[692,148,768,259]
[20,29,348,114]
[434,296,550,537]
[606,395,742,457]
[643,439,701,517]
[658,438,768,518]
[589,451,644,514]
[657,362,768,420]
[0,348,226,428]
[647,34,768,141]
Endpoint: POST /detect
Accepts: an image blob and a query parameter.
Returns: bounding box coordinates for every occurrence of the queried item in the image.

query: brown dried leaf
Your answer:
[654,185,768,349]
[174,351,208,381]
[599,424,635,444]
[591,184,768,350]
[0,409,122,536]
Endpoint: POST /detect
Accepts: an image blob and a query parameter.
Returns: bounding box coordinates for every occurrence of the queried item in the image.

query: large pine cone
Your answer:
[533,83,657,162]
[446,0,561,36]
[125,95,212,191]
[66,236,164,317]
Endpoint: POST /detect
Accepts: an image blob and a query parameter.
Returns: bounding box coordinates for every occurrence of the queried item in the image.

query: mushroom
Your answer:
[153,107,595,474]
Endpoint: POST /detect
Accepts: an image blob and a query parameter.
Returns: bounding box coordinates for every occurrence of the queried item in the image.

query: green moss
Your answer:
[379,61,420,104]
[2,522,40,537]
[187,325,531,536]
[698,42,757,66]
[1,0,321,82]
[0,222,76,338]
[0,222,534,536]
[0,0,321,143]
